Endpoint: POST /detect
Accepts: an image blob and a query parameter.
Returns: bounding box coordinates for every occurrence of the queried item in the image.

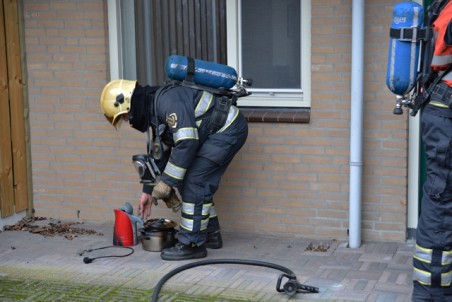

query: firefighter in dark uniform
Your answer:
[100,79,248,260]
[412,0,452,300]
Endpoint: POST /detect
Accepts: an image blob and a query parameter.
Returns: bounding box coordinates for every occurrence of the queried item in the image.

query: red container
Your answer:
[113,209,135,246]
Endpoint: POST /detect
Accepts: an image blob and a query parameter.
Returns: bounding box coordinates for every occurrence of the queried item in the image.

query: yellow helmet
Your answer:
[100,79,137,129]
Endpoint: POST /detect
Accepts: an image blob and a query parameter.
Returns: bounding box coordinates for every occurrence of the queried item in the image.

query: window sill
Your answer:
[239,107,310,123]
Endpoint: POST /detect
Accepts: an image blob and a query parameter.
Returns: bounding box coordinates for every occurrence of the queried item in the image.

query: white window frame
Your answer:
[226,0,311,107]
[107,0,121,80]
[107,0,136,81]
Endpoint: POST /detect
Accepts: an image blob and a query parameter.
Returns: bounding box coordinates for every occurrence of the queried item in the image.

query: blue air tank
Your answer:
[165,55,238,89]
[386,2,424,96]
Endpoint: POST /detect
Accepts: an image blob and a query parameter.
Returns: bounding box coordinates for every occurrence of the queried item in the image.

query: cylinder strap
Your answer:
[389,27,431,42]
[209,96,232,134]
[185,57,195,83]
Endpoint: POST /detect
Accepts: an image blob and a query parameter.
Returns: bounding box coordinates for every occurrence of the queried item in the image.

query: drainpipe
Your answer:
[349,0,365,249]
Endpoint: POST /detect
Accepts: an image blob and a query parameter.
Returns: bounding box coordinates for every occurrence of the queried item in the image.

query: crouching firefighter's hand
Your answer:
[152,181,182,212]
[152,181,172,199]
[164,189,182,212]
[138,193,155,220]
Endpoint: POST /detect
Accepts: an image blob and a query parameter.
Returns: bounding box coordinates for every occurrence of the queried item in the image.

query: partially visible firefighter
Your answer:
[100,56,250,261]
[386,1,452,300]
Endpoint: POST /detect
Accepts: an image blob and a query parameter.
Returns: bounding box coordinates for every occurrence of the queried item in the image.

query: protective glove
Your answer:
[151,180,172,200]
[163,188,182,212]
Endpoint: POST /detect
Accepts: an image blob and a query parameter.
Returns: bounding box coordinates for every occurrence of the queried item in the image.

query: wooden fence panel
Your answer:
[0,0,15,218]
[0,0,29,217]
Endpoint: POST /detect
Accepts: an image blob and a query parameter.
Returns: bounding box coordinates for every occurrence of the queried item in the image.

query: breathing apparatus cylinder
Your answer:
[165,55,238,89]
[386,2,424,97]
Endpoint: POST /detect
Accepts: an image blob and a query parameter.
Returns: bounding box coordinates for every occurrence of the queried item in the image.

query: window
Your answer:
[107,0,310,108]
[227,0,311,107]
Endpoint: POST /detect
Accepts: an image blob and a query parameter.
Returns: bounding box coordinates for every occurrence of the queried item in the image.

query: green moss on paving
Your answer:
[0,277,250,302]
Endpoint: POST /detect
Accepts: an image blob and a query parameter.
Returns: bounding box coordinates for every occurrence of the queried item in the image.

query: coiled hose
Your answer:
[150,258,319,302]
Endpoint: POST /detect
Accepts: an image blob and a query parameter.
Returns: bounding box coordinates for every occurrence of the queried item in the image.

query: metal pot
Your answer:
[140,218,178,252]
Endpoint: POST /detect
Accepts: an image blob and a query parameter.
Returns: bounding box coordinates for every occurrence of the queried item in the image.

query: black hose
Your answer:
[79,246,135,264]
[150,258,297,302]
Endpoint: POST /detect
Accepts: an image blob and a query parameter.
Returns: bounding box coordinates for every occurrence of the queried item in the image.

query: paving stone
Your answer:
[0,221,415,301]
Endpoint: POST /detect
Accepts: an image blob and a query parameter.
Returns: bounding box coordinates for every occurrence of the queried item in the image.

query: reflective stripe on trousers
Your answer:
[413,244,452,287]
[180,201,211,232]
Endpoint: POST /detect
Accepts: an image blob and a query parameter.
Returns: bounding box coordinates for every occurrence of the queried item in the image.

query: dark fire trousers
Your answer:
[177,112,248,247]
[412,104,452,302]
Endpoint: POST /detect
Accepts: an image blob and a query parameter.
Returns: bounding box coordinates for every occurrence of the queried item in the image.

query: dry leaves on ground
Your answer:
[305,242,330,252]
[3,217,103,240]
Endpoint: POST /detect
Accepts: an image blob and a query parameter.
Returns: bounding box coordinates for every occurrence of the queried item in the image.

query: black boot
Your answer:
[206,231,223,249]
[161,242,207,261]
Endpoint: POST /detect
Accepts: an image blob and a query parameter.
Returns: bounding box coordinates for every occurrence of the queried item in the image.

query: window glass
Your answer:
[228,0,311,107]
[108,0,227,85]
[134,0,227,86]
[241,0,301,89]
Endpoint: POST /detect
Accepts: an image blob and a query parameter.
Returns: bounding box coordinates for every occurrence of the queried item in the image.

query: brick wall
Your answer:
[24,0,408,242]
[25,0,142,221]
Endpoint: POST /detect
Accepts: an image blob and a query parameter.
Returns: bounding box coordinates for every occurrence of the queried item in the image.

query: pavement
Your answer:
[0,218,415,301]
